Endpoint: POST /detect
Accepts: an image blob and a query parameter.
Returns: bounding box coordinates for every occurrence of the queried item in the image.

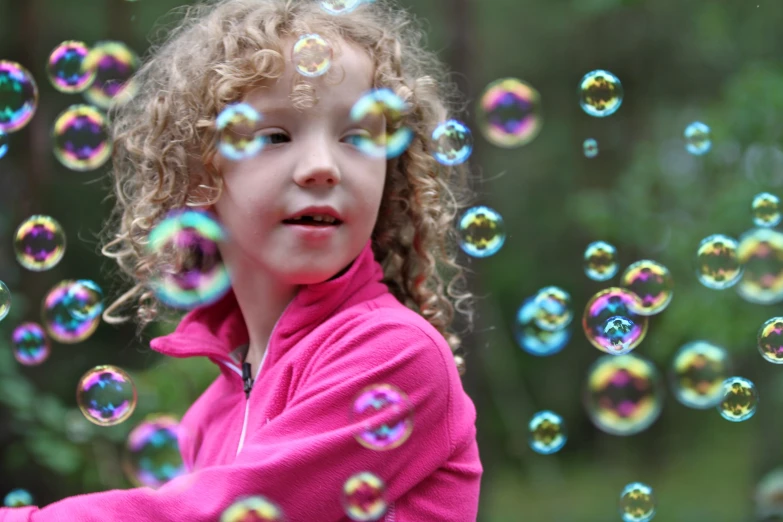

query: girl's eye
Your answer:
[343,132,371,147]
[259,131,290,145]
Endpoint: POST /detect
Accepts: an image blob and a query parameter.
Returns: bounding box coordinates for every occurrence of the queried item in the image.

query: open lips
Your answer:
[282,214,343,226]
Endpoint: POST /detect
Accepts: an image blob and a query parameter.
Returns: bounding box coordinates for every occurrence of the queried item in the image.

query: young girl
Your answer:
[1,0,482,520]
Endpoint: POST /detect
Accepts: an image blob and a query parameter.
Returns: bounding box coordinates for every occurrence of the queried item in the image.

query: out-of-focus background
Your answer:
[2,0,783,520]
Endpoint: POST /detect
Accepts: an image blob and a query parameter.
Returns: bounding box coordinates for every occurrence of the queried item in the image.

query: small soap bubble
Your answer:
[578,69,623,118]
[3,488,33,508]
[82,41,140,109]
[619,482,656,522]
[684,121,711,155]
[431,119,473,166]
[583,138,599,158]
[77,365,137,427]
[669,341,731,409]
[64,279,104,321]
[695,234,743,290]
[477,78,542,148]
[752,192,781,228]
[350,88,413,159]
[216,102,265,161]
[292,34,332,77]
[758,317,783,364]
[47,41,94,93]
[584,354,663,436]
[737,228,783,304]
[528,410,567,455]
[12,322,50,366]
[0,60,38,133]
[147,209,231,310]
[457,205,506,258]
[0,280,10,321]
[620,260,674,316]
[350,383,414,451]
[320,0,362,15]
[584,241,618,281]
[718,376,758,422]
[220,495,286,522]
[0,130,8,158]
[342,472,387,521]
[43,280,102,343]
[582,288,648,355]
[124,414,186,489]
[513,297,571,357]
[52,104,112,171]
[14,215,66,272]
[532,286,572,332]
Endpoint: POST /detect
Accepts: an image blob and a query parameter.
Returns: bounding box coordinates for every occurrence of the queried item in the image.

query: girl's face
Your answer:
[213,38,387,285]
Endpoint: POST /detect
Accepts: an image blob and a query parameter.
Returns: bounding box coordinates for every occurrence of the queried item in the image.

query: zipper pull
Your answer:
[242,362,253,399]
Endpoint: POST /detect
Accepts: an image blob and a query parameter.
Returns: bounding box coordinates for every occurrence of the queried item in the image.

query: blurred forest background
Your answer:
[2,0,783,520]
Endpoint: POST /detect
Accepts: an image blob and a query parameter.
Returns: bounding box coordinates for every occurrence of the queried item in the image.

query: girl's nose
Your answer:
[293,140,341,187]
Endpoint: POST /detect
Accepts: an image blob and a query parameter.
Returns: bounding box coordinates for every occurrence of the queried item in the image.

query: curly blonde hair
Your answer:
[100,0,478,353]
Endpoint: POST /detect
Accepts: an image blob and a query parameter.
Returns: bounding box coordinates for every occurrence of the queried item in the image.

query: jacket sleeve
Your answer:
[0,318,457,522]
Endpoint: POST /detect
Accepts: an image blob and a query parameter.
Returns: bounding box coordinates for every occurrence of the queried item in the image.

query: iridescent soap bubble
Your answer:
[124,414,186,489]
[350,383,414,451]
[52,104,112,171]
[669,341,731,409]
[513,297,571,357]
[584,241,618,281]
[0,280,10,321]
[220,495,286,522]
[695,234,743,290]
[216,102,265,161]
[42,280,102,343]
[12,322,50,366]
[532,286,572,332]
[578,69,623,118]
[476,78,542,148]
[583,138,598,158]
[0,60,38,133]
[619,482,656,522]
[582,288,648,354]
[528,410,567,455]
[752,192,781,228]
[457,205,506,258]
[432,119,473,166]
[46,41,95,93]
[291,34,332,77]
[147,209,231,310]
[82,41,140,109]
[77,365,137,427]
[350,88,413,159]
[342,471,387,521]
[320,0,362,15]
[758,317,783,364]
[14,215,66,271]
[684,121,711,156]
[0,130,8,158]
[718,376,758,422]
[737,228,783,304]
[63,279,104,321]
[584,354,663,436]
[3,488,33,508]
[620,260,674,316]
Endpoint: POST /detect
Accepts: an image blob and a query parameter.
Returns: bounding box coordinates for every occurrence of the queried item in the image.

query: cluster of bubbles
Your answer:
[76,365,138,427]
[3,489,33,508]
[457,205,506,258]
[350,383,414,451]
[123,414,187,489]
[11,322,50,366]
[528,410,567,455]
[619,482,656,522]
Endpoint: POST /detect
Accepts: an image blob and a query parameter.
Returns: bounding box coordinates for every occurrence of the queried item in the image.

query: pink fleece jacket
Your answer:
[1,239,482,521]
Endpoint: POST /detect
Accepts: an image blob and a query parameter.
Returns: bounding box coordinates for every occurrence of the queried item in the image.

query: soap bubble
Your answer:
[82,41,140,109]
[3,489,33,508]
[578,69,623,118]
[124,414,186,489]
[342,472,387,521]
[0,280,10,321]
[532,286,572,331]
[758,317,783,364]
[63,279,104,321]
[350,88,413,159]
[46,41,94,93]
[620,260,674,316]
[717,376,758,422]
[432,119,473,166]
[755,468,783,520]
[350,383,414,451]
[320,0,362,15]
[14,215,66,272]
[42,280,102,343]
[513,297,571,357]
[52,104,112,171]
[147,209,231,310]
[684,121,711,155]
[291,34,332,77]
[669,340,731,409]
[752,192,781,228]
[457,205,506,258]
[12,322,50,366]
[737,228,783,304]
[528,410,567,455]
[584,241,618,281]
[582,288,648,354]
[0,130,9,158]
[0,60,38,133]
[583,138,599,158]
[476,78,542,148]
[216,102,265,161]
[77,365,137,427]
[220,495,286,522]
[619,482,656,522]
[695,234,742,290]
[584,354,663,436]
